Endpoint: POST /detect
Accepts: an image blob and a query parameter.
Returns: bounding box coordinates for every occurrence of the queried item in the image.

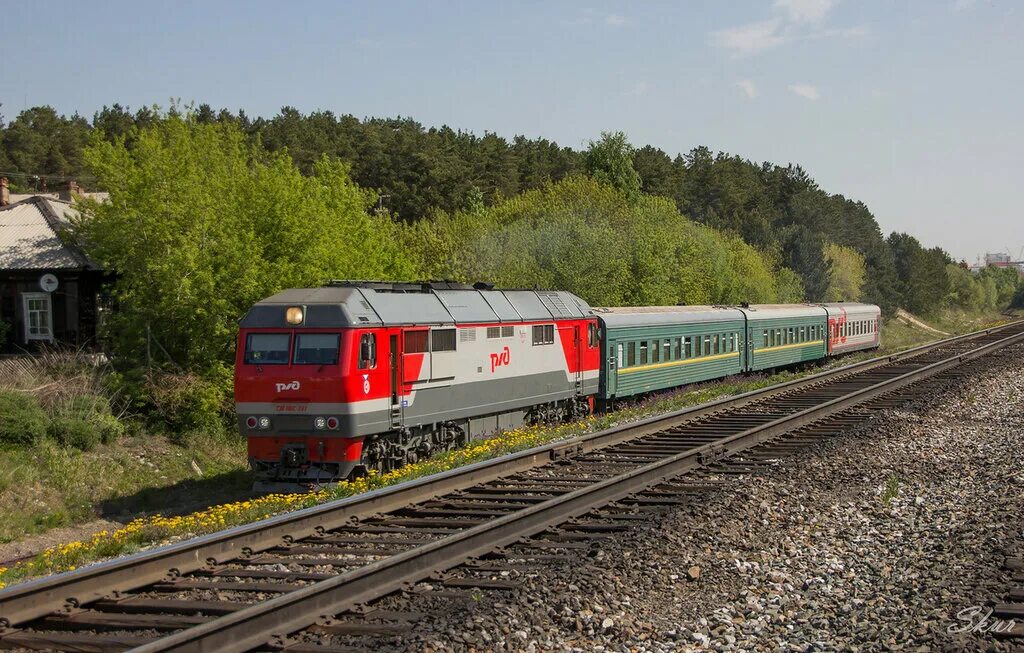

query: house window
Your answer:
[23,293,53,341]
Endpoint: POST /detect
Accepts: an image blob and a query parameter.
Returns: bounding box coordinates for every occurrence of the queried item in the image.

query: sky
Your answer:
[1,0,1021,263]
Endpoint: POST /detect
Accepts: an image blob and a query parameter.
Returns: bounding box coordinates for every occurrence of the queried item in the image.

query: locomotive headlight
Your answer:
[258,416,271,430]
[245,416,258,429]
[326,417,339,430]
[285,306,304,325]
[314,417,327,430]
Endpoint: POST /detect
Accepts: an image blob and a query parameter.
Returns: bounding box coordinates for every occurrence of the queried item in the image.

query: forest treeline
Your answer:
[2,104,1021,340]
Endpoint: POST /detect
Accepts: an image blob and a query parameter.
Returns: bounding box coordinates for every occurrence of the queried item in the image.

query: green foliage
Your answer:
[773,268,806,302]
[1013,283,1024,309]
[0,106,91,189]
[0,391,48,446]
[585,131,642,200]
[888,233,952,314]
[823,242,866,302]
[146,371,232,437]
[54,394,125,446]
[408,176,782,307]
[48,417,101,451]
[75,113,414,374]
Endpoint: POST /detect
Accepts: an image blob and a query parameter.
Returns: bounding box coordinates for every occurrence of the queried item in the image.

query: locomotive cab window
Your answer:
[245,333,290,365]
[532,324,555,346]
[358,333,377,369]
[294,334,340,365]
[588,323,599,348]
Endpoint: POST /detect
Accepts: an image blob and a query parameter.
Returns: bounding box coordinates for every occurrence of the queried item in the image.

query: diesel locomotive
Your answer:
[234,281,880,488]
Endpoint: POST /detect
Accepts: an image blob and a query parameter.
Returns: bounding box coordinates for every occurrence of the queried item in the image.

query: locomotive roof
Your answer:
[594,305,746,328]
[240,284,593,328]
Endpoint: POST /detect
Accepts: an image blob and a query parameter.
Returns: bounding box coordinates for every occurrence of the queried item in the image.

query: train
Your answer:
[234,281,880,488]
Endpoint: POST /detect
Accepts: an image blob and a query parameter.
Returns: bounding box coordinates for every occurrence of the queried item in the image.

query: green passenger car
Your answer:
[595,306,748,400]
[739,304,828,372]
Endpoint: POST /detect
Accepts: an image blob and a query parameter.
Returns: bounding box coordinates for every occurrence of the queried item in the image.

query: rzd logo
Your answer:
[275,380,301,393]
[490,346,511,373]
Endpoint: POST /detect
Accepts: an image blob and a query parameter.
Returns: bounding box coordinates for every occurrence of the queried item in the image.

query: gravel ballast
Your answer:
[376,347,1024,652]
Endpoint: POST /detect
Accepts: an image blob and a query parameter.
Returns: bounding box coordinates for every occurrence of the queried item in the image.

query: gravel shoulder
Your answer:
[395,346,1024,652]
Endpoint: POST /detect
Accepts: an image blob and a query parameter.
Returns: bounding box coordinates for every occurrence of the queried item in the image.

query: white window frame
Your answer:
[22,292,53,342]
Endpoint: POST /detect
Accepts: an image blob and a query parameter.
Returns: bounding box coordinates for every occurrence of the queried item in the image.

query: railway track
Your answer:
[1,321,1022,652]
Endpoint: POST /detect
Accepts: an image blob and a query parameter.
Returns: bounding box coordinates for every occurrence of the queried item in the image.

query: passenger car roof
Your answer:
[593,305,746,328]
[738,304,828,320]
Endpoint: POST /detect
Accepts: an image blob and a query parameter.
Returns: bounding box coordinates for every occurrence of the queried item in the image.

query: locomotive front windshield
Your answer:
[294,333,340,365]
[244,333,290,364]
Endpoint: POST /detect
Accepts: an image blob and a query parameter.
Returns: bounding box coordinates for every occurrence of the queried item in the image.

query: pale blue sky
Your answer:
[1,0,1021,262]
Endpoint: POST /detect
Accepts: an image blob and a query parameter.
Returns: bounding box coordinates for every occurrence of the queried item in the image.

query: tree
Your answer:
[75,114,414,374]
[780,226,830,301]
[584,131,642,200]
[409,176,781,308]
[823,243,866,302]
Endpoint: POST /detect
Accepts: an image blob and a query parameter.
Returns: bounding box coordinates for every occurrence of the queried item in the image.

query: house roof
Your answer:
[0,196,98,271]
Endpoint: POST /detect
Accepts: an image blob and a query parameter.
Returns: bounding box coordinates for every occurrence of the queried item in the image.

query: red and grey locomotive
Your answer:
[234,281,600,488]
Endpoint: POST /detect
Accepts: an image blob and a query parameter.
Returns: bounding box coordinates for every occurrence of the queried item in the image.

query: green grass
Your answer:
[881,473,900,505]
[0,430,248,544]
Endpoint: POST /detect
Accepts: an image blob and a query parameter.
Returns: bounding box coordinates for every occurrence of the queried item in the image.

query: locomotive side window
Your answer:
[245,333,290,365]
[358,333,377,369]
[431,329,457,352]
[532,324,555,345]
[404,330,429,353]
[294,334,340,365]
[588,323,599,348]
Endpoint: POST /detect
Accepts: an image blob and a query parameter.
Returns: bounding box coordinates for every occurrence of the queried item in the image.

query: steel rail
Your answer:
[0,321,1018,630]
[132,323,1024,653]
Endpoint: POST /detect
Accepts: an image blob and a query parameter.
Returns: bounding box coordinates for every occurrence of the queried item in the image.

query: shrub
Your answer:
[48,417,101,451]
[65,394,125,445]
[0,391,49,446]
[147,371,232,436]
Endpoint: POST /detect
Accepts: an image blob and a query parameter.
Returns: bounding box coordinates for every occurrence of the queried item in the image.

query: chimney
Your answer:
[58,180,82,202]
[0,177,9,207]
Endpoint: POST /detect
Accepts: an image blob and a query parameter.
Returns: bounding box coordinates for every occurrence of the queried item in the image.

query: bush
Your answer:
[147,371,231,437]
[0,391,49,446]
[48,417,102,451]
[56,394,125,445]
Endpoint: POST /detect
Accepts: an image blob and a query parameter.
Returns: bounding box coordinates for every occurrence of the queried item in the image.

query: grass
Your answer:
[0,307,1011,588]
[0,432,248,544]
[881,473,901,505]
